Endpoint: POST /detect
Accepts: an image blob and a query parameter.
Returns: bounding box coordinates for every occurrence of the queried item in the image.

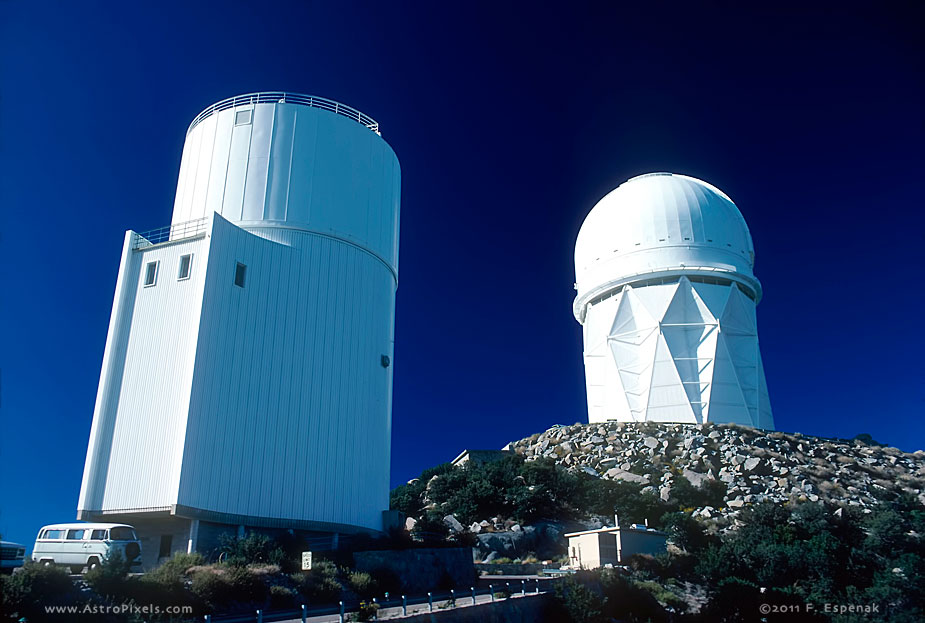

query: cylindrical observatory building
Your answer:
[573,173,773,429]
[78,93,400,568]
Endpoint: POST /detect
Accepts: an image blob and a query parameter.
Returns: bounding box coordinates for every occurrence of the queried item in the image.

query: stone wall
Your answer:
[354,547,476,594]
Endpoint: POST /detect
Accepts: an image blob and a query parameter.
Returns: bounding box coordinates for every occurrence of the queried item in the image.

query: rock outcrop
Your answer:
[507,421,925,524]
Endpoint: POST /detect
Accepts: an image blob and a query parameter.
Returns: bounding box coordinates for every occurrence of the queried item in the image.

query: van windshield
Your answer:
[109,527,137,541]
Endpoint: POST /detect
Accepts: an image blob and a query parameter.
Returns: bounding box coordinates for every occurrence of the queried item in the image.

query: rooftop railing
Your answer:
[132,217,209,250]
[187,92,380,135]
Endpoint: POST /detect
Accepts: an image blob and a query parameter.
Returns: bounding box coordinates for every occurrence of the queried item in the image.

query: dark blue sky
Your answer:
[2,2,923,546]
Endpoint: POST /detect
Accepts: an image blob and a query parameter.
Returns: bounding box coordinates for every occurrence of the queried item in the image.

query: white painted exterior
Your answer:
[565,525,668,569]
[78,93,400,542]
[574,173,773,429]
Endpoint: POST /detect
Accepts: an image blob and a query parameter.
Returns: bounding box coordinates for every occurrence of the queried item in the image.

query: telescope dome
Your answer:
[574,173,761,321]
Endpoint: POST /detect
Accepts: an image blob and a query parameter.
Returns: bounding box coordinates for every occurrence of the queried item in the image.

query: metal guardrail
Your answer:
[188,92,380,135]
[133,217,209,250]
[205,578,557,623]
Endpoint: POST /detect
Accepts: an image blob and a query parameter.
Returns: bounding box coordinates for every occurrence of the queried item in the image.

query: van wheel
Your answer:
[87,557,100,571]
[41,560,54,567]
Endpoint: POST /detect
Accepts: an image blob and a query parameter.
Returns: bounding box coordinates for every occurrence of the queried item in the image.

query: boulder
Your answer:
[604,468,649,484]
[682,468,712,488]
[443,514,464,533]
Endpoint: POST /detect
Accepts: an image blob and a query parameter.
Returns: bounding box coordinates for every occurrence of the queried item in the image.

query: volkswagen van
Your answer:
[32,523,141,573]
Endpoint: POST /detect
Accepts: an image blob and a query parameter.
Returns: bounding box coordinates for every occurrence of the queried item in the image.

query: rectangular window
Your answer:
[110,527,137,541]
[158,534,173,559]
[143,261,159,287]
[90,529,108,541]
[66,529,85,540]
[43,529,65,540]
[178,254,192,280]
[234,109,253,126]
[234,262,247,288]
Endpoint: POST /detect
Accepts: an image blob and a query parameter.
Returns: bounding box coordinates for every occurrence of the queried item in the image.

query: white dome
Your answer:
[574,173,761,321]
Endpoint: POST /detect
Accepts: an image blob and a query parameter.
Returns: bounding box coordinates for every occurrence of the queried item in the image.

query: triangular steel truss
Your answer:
[596,276,773,428]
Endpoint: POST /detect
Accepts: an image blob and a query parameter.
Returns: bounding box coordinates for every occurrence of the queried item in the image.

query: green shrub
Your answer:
[599,570,668,623]
[659,511,713,554]
[347,571,378,599]
[269,584,298,609]
[219,531,284,566]
[353,601,380,621]
[85,549,132,597]
[632,580,687,613]
[290,559,343,604]
[0,562,80,620]
[547,577,604,623]
[145,551,204,588]
[190,565,267,610]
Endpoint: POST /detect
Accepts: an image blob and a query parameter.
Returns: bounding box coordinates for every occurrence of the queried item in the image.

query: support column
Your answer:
[187,519,200,554]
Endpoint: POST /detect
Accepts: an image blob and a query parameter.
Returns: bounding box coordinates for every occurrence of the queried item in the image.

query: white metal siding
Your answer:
[79,236,209,513]
[81,94,400,535]
[172,102,400,273]
[176,216,394,532]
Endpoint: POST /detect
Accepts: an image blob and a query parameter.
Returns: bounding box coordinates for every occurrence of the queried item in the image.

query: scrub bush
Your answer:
[0,562,79,620]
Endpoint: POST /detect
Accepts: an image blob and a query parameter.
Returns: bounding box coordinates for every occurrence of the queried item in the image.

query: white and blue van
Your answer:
[32,523,142,573]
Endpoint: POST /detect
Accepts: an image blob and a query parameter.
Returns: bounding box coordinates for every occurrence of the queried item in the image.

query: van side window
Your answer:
[91,529,108,540]
[110,527,136,540]
[66,529,85,540]
[43,529,65,540]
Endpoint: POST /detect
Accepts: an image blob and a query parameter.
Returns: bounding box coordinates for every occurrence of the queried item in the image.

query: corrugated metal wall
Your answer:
[79,235,210,513]
[172,101,400,273]
[80,95,400,534]
[177,216,394,531]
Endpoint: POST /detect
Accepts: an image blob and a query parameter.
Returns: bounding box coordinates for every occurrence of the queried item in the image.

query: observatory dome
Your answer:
[574,173,761,322]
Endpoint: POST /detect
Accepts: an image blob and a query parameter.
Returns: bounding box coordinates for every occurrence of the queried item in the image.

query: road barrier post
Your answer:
[471,586,476,605]
[339,600,345,623]
[301,604,307,623]
[402,595,407,615]
[428,592,433,612]
[256,609,263,623]
[490,584,495,602]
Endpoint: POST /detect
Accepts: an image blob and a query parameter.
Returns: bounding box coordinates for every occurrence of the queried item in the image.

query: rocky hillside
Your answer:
[507,421,925,525]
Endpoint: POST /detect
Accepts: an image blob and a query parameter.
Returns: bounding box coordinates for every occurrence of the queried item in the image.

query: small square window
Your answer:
[143,261,159,287]
[234,262,247,288]
[178,254,193,280]
[234,109,253,126]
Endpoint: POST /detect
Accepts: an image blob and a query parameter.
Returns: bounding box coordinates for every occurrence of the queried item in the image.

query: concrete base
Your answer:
[79,511,354,571]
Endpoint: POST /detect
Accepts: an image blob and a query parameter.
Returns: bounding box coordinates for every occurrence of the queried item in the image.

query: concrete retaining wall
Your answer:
[354,547,476,593]
[399,594,552,622]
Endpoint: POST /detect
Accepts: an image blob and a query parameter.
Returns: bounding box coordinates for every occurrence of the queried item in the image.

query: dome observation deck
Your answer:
[171,91,400,275]
[574,173,761,323]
